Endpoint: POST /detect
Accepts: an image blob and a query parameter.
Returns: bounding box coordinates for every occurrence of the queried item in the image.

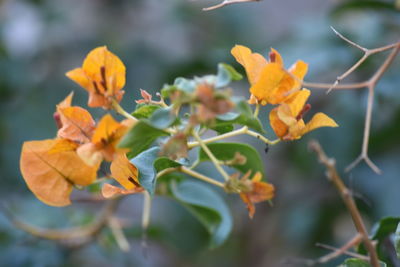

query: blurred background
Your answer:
[0,0,399,266]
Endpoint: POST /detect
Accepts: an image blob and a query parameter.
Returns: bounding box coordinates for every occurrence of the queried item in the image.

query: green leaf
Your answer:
[395,222,400,258]
[130,147,160,195]
[118,121,169,158]
[339,258,386,267]
[332,0,398,16]
[199,142,265,176]
[216,63,243,88]
[154,157,182,172]
[170,180,233,248]
[132,104,161,119]
[358,217,400,261]
[148,107,177,130]
[161,77,197,99]
[213,99,264,134]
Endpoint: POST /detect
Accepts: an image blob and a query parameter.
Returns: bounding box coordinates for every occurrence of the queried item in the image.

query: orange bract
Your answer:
[239,172,275,219]
[20,139,98,206]
[66,46,126,109]
[232,45,308,105]
[269,89,338,140]
[77,114,129,166]
[110,153,140,190]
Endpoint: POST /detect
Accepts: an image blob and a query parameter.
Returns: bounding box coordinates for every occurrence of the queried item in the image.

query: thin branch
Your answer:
[309,140,380,267]
[192,130,231,181]
[326,27,400,93]
[180,166,225,188]
[345,43,400,174]
[108,217,130,252]
[5,198,121,247]
[203,0,260,11]
[316,233,364,264]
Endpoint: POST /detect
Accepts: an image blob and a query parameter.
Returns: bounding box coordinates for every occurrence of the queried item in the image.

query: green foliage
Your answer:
[118,121,169,158]
[339,258,386,267]
[199,142,265,176]
[147,107,177,130]
[214,98,264,134]
[131,104,161,119]
[130,147,161,195]
[170,180,233,248]
[216,63,243,88]
[395,222,400,259]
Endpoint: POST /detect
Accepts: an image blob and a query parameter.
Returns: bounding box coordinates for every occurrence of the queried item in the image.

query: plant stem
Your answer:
[309,140,380,267]
[111,99,138,122]
[188,126,279,148]
[192,131,231,182]
[142,191,152,231]
[180,167,225,188]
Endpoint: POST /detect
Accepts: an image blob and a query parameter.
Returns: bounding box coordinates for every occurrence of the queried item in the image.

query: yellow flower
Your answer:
[66,46,126,109]
[231,45,308,105]
[269,89,338,140]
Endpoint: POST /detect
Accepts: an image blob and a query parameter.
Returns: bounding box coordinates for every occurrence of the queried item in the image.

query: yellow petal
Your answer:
[269,48,284,67]
[289,60,308,89]
[301,112,338,136]
[231,45,268,85]
[92,114,123,145]
[20,139,98,207]
[284,89,311,117]
[48,139,79,154]
[277,103,297,126]
[110,153,139,190]
[250,63,288,104]
[57,92,74,109]
[82,46,126,94]
[66,68,93,92]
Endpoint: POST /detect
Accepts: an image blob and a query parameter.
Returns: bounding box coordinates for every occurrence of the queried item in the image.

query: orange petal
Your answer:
[57,92,74,109]
[300,112,338,136]
[102,183,143,199]
[250,63,293,105]
[231,45,268,85]
[82,46,126,94]
[48,139,79,153]
[269,107,288,138]
[66,68,93,92]
[248,181,275,203]
[92,114,124,145]
[110,153,139,190]
[284,89,311,118]
[20,139,98,207]
[57,106,96,143]
[289,60,308,89]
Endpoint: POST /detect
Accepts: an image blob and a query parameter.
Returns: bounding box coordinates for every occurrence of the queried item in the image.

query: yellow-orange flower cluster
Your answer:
[231,45,338,140]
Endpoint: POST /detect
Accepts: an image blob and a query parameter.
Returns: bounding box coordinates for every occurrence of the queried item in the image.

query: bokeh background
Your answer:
[0,0,399,266]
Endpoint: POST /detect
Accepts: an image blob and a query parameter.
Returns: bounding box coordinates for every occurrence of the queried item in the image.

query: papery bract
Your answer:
[20,139,98,206]
[66,46,126,109]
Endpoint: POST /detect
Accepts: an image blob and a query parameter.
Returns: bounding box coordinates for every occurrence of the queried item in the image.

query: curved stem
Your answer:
[111,99,138,122]
[180,167,225,188]
[192,130,231,182]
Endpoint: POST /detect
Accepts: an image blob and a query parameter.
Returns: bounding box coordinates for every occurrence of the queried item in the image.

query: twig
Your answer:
[309,140,380,267]
[345,43,400,174]
[180,166,225,188]
[327,27,399,93]
[192,130,231,181]
[108,217,130,252]
[315,233,364,264]
[203,0,260,11]
[5,198,121,248]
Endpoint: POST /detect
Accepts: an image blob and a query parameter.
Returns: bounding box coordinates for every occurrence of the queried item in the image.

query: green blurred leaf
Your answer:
[154,157,182,172]
[170,180,233,248]
[216,63,243,88]
[395,222,400,258]
[130,147,160,195]
[213,99,264,133]
[118,121,169,158]
[332,0,398,16]
[132,104,161,119]
[199,142,265,176]
[339,258,386,267]
[148,107,177,129]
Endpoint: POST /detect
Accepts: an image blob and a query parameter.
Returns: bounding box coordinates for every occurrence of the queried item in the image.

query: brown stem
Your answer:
[309,140,380,267]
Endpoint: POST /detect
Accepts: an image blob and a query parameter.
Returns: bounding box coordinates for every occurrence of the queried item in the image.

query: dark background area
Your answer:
[0,0,399,266]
